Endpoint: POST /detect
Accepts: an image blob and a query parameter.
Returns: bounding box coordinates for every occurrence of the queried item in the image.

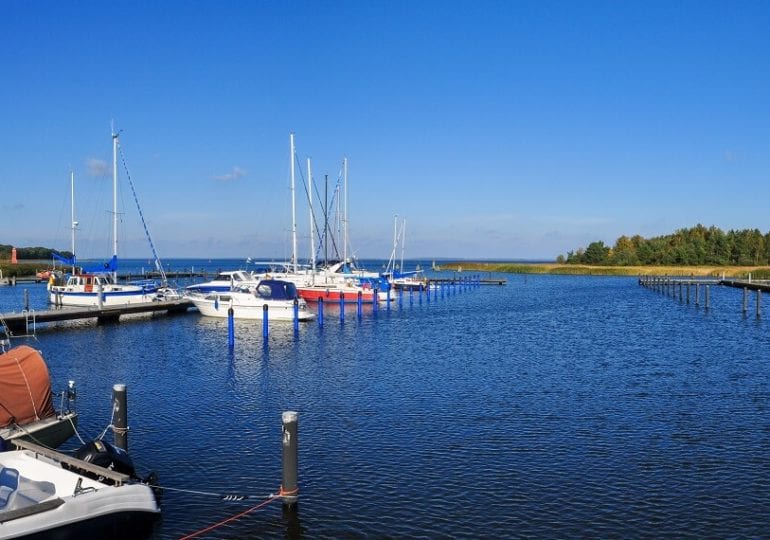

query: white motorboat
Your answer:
[0,438,159,539]
[0,345,78,450]
[185,270,256,294]
[188,279,315,321]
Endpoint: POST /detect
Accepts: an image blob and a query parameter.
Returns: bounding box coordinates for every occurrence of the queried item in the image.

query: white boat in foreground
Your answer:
[0,439,159,539]
[188,279,315,321]
[185,270,256,293]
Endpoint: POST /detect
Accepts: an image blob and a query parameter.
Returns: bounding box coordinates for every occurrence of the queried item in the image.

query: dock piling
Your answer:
[228,307,235,348]
[281,411,299,509]
[293,299,299,333]
[318,298,324,327]
[112,383,128,451]
[757,290,762,318]
[357,291,363,319]
[263,304,269,338]
[705,285,710,310]
[743,288,749,315]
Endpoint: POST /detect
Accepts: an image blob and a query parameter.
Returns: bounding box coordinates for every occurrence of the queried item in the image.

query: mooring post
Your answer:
[757,290,762,318]
[743,288,748,315]
[373,289,379,313]
[433,282,438,301]
[340,295,345,323]
[97,281,104,309]
[695,283,700,306]
[281,411,299,508]
[318,298,324,327]
[409,287,414,306]
[398,287,403,309]
[678,282,682,301]
[112,383,128,451]
[263,304,269,338]
[686,283,690,304]
[705,285,710,310]
[228,307,235,348]
[23,289,29,311]
[418,284,423,304]
[357,291,363,319]
[293,299,299,333]
[426,283,431,303]
[387,287,391,311]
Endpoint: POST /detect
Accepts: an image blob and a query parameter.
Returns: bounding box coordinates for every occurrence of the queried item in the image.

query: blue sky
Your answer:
[2,1,769,262]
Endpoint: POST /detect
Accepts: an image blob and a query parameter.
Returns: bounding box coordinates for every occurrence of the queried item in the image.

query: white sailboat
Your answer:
[47,129,158,307]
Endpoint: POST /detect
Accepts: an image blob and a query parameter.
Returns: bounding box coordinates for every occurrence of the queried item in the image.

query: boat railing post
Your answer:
[281,411,299,509]
[112,383,128,451]
[263,304,269,338]
[318,297,324,327]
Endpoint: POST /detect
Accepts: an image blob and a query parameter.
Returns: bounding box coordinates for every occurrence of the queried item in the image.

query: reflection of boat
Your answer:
[47,133,159,307]
[188,279,315,321]
[185,270,256,294]
[0,438,160,539]
[0,345,78,449]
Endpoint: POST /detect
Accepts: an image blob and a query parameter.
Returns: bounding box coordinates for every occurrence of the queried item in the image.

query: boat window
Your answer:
[256,284,272,298]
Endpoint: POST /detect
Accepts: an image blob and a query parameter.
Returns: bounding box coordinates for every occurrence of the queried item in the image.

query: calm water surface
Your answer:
[2,267,770,538]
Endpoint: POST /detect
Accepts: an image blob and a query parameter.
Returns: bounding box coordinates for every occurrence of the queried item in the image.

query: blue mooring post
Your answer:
[318,297,324,327]
[419,285,423,304]
[340,294,345,323]
[426,283,431,303]
[293,299,299,334]
[227,307,235,349]
[441,282,445,299]
[263,304,269,338]
[373,289,379,313]
[409,287,414,306]
[387,287,391,311]
[398,287,403,309]
[357,291,363,319]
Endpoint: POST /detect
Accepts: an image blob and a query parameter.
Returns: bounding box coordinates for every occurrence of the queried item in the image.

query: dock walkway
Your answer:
[0,299,194,335]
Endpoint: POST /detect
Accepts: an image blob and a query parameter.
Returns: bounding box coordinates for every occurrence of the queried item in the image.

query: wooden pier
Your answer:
[0,298,194,334]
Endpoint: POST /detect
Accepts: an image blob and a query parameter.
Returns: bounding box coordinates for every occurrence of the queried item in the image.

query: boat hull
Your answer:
[48,289,157,307]
[189,295,315,321]
[0,413,78,450]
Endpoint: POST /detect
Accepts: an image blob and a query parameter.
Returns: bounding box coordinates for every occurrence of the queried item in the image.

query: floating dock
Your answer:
[0,299,194,334]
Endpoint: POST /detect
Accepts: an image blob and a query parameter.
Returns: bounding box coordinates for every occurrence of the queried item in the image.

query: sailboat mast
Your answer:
[70,170,76,274]
[307,158,315,276]
[112,126,119,283]
[290,132,298,273]
[343,157,348,265]
[400,217,407,273]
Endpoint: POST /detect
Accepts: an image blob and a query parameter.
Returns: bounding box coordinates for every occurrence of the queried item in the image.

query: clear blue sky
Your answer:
[2,1,769,262]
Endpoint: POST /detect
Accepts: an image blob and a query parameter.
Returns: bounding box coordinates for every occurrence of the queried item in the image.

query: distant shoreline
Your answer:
[440,262,770,278]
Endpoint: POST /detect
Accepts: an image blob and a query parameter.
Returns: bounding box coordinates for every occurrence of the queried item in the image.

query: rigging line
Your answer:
[117,143,168,284]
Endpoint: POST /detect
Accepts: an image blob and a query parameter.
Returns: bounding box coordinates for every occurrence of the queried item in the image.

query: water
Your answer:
[3,265,770,538]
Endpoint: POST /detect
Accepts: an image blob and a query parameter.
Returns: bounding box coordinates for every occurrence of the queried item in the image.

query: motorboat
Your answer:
[0,346,78,449]
[0,438,159,539]
[188,279,315,321]
[185,270,256,294]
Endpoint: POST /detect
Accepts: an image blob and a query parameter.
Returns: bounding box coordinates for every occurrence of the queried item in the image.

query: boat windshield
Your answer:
[255,280,298,300]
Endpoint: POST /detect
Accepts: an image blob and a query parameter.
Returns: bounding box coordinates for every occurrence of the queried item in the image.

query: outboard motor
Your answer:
[72,439,137,480]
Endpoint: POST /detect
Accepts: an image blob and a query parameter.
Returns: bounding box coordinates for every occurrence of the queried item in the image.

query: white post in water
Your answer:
[112,384,128,451]
[282,411,299,508]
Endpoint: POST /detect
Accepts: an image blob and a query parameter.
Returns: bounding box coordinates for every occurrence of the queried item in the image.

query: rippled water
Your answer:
[3,269,770,538]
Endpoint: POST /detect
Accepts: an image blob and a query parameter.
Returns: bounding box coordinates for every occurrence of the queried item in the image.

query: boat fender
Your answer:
[71,439,137,480]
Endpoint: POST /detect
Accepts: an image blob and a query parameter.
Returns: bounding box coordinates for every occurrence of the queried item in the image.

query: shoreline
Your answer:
[440,262,770,278]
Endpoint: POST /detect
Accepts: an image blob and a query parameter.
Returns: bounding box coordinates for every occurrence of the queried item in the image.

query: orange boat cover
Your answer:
[0,345,55,428]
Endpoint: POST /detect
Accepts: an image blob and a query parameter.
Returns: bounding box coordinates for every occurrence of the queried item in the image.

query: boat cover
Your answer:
[0,346,55,428]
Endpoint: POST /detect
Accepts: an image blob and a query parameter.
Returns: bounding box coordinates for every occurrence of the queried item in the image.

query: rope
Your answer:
[178,491,283,540]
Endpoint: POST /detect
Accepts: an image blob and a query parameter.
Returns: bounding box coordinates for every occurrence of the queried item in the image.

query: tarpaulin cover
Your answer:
[0,346,55,428]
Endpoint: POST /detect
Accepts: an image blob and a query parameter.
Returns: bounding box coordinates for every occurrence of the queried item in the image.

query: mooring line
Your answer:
[178,490,283,539]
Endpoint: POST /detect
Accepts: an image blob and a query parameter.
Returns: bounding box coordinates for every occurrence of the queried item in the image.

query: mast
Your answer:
[111,124,119,283]
[324,174,328,267]
[307,157,315,277]
[400,217,407,274]
[70,170,77,274]
[290,132,298,273]
[343,157,348,266]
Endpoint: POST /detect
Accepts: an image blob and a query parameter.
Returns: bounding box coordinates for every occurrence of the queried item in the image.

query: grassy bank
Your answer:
[0,261,48,278]
[440,262,770,279]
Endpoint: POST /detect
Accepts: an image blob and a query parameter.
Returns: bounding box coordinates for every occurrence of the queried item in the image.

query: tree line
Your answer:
[560,225,770,266]
[0,244,73,261]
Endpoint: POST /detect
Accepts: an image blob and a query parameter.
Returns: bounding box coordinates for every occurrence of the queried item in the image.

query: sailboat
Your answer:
[47,129,159,307]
